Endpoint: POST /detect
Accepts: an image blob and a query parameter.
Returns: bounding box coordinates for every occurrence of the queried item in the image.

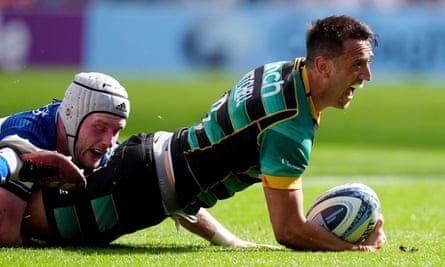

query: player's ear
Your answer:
[314,56,333,77]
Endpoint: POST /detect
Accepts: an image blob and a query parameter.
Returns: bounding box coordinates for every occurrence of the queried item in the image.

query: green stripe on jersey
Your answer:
[203,113,225,143]
[91,194,119,233]
[188,125,200,149]
[197,191,218,207]
[229,71,254,130]
[261,62,288,114]
[54,206,83,240]
[221,174,251,192]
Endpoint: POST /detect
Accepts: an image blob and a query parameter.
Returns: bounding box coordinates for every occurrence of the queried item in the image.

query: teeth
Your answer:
[354,83,364,89]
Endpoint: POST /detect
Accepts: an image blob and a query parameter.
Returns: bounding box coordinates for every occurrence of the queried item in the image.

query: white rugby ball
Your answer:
[306,183,381,243]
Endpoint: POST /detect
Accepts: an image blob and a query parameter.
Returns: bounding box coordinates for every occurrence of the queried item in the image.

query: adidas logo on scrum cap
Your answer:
[115,102,128,113]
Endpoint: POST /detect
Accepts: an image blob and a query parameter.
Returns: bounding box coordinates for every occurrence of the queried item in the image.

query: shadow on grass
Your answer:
[23,243,280,255]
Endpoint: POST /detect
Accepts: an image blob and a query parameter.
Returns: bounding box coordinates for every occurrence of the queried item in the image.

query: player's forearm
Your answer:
[175,208,237,246]
[272,216,355,251]
[264,186,384,252]
[275,219,385,252]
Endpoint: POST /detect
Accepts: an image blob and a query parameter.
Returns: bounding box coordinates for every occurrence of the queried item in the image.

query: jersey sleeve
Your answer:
[0,135,38,183]
[259,120,313,190]
[0,153,10,184]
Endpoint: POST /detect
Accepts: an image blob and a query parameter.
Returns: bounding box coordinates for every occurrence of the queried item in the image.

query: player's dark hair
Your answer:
[305,15,377,68]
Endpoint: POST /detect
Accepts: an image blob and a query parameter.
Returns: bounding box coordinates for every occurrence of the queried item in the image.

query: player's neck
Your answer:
[55,115,70,156]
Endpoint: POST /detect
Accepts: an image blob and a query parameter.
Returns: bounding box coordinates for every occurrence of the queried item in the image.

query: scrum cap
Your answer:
[59,72,130,156]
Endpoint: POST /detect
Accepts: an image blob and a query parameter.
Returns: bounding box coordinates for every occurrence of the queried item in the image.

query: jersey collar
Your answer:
[301,66,320,124]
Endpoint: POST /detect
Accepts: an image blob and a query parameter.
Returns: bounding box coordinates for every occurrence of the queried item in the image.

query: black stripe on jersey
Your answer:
[246,66,266,121]
[211,183,234,200]
[282,62,298,109]
[258,110,297,131]
[172,128,205,200]
[216,92,234,135]
[74,202,101,238]
[183,124,261,193]
[195,125,211,147]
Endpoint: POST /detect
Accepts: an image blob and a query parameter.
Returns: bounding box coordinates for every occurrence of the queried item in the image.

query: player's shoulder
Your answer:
[33,101,61,116]
[262,57,304,69]
[6,101,60,121]
[0,102,59,147]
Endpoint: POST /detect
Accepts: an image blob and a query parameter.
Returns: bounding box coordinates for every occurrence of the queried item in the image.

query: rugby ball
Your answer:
[306,183,380,243]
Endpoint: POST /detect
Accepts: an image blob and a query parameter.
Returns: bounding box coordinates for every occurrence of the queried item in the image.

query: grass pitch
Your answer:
[0,69,444,266]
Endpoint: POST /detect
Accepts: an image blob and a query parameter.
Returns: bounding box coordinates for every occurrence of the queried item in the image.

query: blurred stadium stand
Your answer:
[1,0,445,8]
[1,0,445,81]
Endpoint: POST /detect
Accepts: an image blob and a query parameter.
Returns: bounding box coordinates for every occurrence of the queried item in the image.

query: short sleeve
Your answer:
[259,120,313,188]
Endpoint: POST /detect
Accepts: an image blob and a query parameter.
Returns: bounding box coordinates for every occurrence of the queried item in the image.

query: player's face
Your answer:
[74,113,126,169]
[328,39,374,109]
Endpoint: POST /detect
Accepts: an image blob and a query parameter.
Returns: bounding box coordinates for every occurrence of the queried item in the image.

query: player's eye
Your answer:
[94,125,106,133]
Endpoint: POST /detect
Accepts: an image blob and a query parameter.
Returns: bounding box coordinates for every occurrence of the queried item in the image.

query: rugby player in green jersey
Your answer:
[21,15,386,251]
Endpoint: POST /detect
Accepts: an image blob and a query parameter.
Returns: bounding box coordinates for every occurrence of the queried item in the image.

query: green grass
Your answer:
[1,177,444,267]
[0,69,444,266]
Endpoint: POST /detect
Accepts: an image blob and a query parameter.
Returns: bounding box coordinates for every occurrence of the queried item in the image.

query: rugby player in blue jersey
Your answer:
[0,72,130,246]
[24,15,386,251]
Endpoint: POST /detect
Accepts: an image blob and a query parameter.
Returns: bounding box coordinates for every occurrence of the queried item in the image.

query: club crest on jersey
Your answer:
[32,104,51,117]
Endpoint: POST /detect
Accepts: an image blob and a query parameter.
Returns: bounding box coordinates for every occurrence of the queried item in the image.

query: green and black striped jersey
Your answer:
[39,59,321,243]
[171,57,320,211]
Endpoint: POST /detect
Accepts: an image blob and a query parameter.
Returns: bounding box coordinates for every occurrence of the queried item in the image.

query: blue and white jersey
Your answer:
[0,102,60,150]
[0,101,117,184]
[0,102,60,183]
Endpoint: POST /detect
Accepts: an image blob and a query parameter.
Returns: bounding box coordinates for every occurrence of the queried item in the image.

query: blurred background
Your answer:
[1,0,445,168]
[2,3,445,262]
[1,0,445,82]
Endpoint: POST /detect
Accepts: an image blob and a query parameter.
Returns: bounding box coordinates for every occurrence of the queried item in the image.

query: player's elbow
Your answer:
[273,227,306,251]
[274,234,294,249]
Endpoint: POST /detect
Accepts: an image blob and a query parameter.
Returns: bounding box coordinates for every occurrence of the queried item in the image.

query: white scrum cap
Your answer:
[59,72,130,156]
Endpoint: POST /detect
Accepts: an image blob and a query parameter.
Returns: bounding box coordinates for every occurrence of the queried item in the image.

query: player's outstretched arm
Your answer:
[173,208,279,249]
[263,186,386,252]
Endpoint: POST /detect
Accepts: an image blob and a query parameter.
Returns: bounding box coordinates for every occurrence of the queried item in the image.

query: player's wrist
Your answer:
[210,226,236,246]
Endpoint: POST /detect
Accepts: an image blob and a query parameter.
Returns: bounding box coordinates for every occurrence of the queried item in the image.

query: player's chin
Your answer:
[335,101,351,109]
[342,102,352,109]
[341,97,353,108]
[82,154,103,169]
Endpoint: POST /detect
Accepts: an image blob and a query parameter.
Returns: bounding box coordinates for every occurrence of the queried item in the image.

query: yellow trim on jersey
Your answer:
[301,66,320,124]
[262,174,302,190]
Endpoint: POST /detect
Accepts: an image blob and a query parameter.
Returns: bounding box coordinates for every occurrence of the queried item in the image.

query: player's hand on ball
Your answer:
[359,214,386,251]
